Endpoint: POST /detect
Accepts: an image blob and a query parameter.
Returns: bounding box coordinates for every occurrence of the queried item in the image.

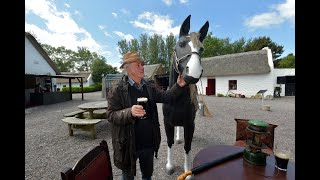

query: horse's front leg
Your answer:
[184,121,195,180]
[166,146,175,175]
[175,126,183,144]
[165,123,175,174]
[184,152,193,180]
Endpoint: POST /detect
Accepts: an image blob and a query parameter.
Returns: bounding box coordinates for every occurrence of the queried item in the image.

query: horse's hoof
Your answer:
[175,139,183,144]
[185,174,194,180]
[165,164,175,175]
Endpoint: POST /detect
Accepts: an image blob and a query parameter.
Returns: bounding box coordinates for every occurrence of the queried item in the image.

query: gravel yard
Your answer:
[25,91,295,180]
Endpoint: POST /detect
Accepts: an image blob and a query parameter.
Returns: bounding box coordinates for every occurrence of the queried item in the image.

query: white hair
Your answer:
[123,63,131,75]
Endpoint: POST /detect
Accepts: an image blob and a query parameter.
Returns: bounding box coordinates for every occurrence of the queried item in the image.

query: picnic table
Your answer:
[61,101,108,139]
[78,101,108,119]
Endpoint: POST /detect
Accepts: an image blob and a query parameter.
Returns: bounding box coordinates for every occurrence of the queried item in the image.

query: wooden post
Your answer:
[69,78,72,100]
[81,77,84,100]
[68,124,73,136]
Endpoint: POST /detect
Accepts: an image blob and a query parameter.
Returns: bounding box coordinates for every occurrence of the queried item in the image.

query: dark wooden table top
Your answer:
[193,145,295,180]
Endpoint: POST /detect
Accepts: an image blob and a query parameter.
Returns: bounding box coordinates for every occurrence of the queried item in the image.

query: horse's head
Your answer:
[173,15,209,84]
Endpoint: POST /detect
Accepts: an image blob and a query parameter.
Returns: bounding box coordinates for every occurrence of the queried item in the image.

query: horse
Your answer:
[162,15,209,179]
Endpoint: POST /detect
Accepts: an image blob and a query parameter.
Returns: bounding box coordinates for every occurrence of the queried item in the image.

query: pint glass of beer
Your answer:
[137,97,148,119]
[274,145,290,171]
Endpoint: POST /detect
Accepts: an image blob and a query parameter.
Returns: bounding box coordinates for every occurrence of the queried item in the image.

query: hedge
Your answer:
[61,83,102,93]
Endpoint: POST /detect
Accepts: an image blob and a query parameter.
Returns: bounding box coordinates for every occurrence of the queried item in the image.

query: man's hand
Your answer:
[131,105,146,118]
[177,74,186,87]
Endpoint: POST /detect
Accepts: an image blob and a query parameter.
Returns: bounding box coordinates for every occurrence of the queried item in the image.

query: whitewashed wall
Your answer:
[196,77,209,95]
[25,37,56,76]
[197,48,277,97]
[87,74,94,86]
[215,74,275,97]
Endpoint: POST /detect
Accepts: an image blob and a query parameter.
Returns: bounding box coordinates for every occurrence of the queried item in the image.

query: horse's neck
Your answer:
[168,59,199,110]
[168,60,178,88]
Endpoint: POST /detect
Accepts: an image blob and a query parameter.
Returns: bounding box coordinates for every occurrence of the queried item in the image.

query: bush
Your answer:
[217,93,224,97]
[61,83,102,93]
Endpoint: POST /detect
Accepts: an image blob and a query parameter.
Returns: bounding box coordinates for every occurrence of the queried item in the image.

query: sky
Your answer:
[25,0,295,71]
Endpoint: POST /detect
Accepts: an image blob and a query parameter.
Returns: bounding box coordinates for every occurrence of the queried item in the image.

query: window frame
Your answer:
[229,80,237,90]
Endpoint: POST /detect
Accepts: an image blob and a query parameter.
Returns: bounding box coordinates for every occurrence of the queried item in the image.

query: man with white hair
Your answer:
[106,51,186,180]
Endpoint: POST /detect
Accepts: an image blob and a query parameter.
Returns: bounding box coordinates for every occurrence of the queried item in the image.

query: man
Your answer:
[106,52,186,180]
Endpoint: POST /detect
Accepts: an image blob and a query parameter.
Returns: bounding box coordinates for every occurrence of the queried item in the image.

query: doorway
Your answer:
[206,79,215,95]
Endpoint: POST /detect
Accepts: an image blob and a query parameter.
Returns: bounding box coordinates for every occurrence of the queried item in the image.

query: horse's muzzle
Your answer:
[184,75,200,84]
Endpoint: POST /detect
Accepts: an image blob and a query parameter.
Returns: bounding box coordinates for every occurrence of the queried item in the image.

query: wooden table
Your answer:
[78,101,108,119]
[193,145,295,180]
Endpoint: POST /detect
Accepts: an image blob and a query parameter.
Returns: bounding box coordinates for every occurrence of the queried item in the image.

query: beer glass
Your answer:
[137,97,148,119]
[274,144,290,171]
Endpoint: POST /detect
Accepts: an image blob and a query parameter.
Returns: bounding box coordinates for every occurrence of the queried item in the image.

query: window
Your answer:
[229,80,237,90]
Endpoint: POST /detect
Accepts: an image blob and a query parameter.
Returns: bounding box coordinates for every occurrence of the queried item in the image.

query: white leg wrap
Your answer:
[166,146,175,174]
[175,126,183,144]
[184,152,194,180]
[184,152,192,172]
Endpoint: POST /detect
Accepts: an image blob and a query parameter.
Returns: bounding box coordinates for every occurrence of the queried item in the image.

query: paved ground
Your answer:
[25,91,295,180]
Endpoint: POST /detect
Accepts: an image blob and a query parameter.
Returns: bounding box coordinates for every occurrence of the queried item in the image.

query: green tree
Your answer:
[41,44,76,72]
[74,47,96,72]
[274,53,295,68]
[202,32,235,57]
[244,36,284,60]
[41,43,118,74]
[91,58,118,83]
[117,40,130,55]
[139,33,149,63]
[165,33,176,70]
[231,37,246,54]
[148,34,161,65]
[130,39,140,52]
[117,33,174,72]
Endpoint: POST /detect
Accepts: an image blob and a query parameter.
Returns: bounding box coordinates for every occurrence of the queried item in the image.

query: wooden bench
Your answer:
[61,117,102,139]
[64,109,87,118]
[83,109,107,119]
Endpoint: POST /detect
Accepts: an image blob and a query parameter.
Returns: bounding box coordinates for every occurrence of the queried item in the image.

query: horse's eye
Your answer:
[199,47,204,53]
[179,42,185,47]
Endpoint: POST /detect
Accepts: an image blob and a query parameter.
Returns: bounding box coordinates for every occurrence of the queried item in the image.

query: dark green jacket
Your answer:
[106,75,185,176]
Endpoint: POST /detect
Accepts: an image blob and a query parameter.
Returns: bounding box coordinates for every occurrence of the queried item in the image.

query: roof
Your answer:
[201,49,271,76]
[56,72,91,83]
[143,64,167,79]
[25,32,61,75]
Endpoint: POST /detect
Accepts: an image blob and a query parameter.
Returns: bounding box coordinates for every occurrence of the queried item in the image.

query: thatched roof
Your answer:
[201,49,271,76]
[25,32,61,75]
[56,72,91,83]
[143,64,166,79]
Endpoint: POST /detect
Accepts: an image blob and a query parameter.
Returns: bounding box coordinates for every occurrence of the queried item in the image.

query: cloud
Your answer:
[113,31,134,41]
[98,25,105,30]
[179,0,188,4]
[64,3,70,8]
[162,0,188,6]
[162,0,173,6]
[131,12,180,37]
[244,0,294,30]
[112,12,118,18]
[104,32,112,37]
[25,0,111,59]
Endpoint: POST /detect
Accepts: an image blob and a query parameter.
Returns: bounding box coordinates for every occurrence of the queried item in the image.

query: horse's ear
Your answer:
[179,15,191,37]
[199,21,209,42]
